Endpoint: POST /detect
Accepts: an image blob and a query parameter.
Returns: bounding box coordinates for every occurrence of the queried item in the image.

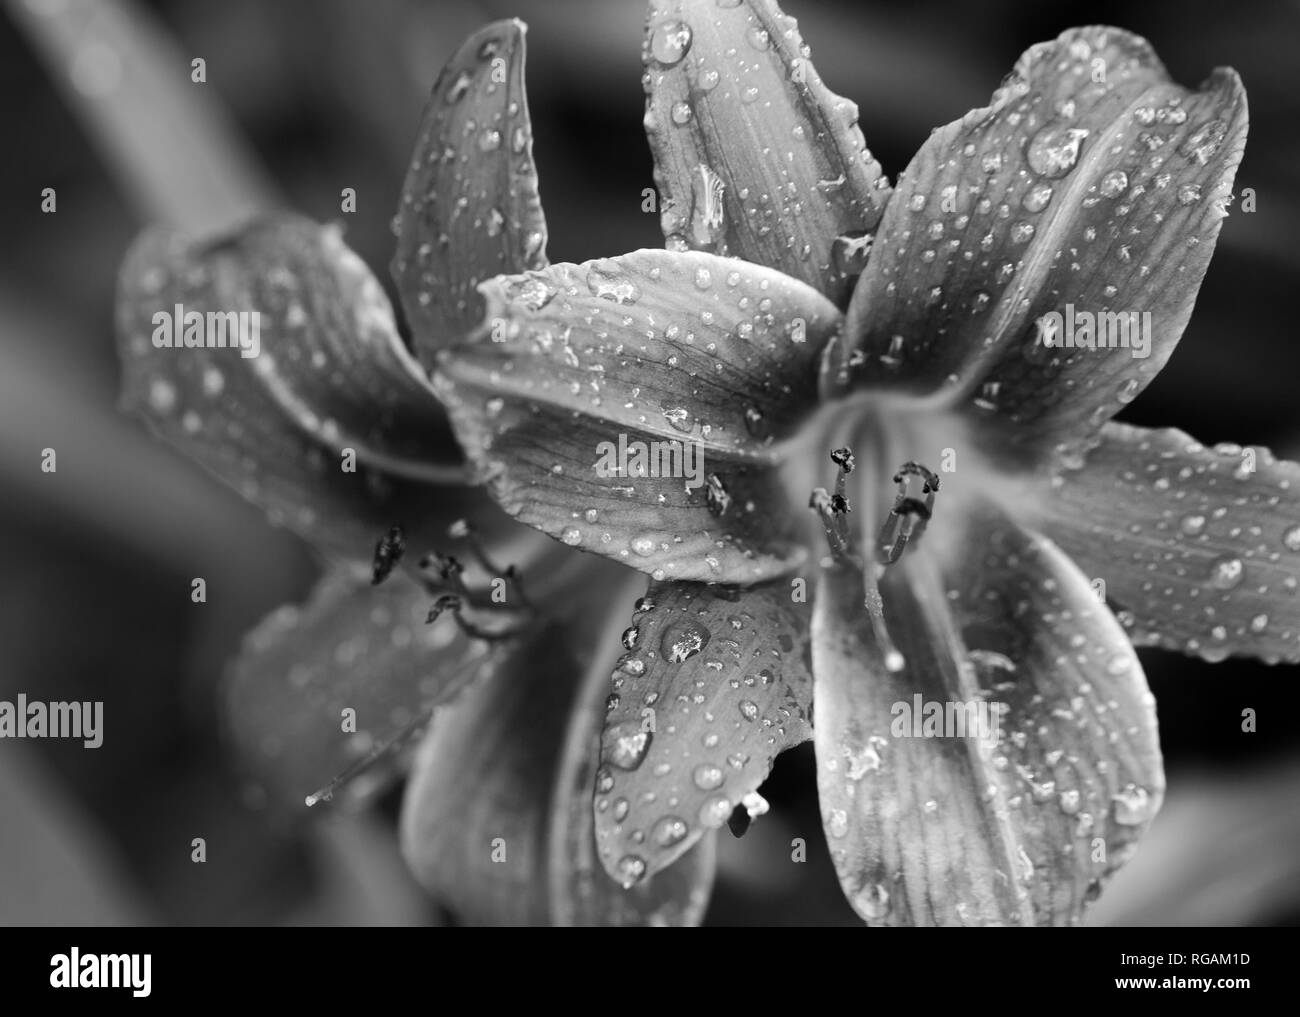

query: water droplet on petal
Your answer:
[853,882,891,919]
[630,534,657,558]
[1179,119,1227,164]
[670,101,693,125]
[698,794,731,829]
[1283,525,1300,552]
[602,720,653,770]
[1098,169,1128,198]
[148,378,177,414]
[561,526,582,546]
[1021,181,1054,212]
[616,854,647,887]
[652,815,689,848]
[1208,554,1245,590]
[586,260,641,304]
[446,71,472,103]
[660,618,711,663]
[692,763,724,790]
[1026,124,1089,178]
[649,18,693,67]
[1112,784,1152,826]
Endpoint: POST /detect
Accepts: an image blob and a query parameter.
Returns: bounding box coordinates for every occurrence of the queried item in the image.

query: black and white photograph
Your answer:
[0,0,1295,991]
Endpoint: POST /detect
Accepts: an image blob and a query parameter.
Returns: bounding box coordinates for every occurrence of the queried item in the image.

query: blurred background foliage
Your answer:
[1,0,1298,925]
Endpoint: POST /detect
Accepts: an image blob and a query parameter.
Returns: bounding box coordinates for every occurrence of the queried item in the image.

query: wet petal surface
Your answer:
[642,0,889,302]
[593,580,812,884]
[117,213,465,558]
[434,249,838,582]
[400,570,715,925]
[1038,423,1300,664]
[225,568,503,811]
[813,507,1163,925]
[391,19,549,362]
[830,27,1247,462]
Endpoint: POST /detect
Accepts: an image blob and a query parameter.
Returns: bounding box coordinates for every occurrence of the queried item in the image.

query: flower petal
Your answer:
[593,579,812,884]
[1036,422,1300,664]
[116,212,469,557]
[391,19,548,362]
[435,248,839,582]
[400,570,716,925]
[829,26,1247,459]
[642,0,889,301]
[225,568,506,812]
[813,508,1163,925]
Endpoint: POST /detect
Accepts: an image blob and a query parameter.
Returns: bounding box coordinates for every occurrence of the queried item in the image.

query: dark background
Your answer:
[2,0,1298,925]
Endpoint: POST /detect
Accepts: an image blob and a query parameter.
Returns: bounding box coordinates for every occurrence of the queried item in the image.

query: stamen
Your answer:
[876,461,941,565]
[862,568,907,673]
[370,525,406,585]
[448,518,534,610]
[426,593,519,642]
[305,701,434,808]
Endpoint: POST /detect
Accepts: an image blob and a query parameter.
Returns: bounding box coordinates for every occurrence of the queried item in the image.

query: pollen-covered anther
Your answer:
[370,525,406,585]
[876,461,941,566]
[810,445,863,567]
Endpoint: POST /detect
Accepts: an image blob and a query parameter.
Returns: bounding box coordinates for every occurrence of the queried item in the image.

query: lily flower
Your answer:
[115,0,1296,926]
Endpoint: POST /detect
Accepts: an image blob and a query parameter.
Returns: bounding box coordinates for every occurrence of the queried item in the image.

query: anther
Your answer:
[876,461,941,566]
[370,525,406,585]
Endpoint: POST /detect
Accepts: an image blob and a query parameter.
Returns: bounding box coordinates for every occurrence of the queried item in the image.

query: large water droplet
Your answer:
[1112,784,1152,825]
[1208,554,1245,590]
[660,618,711,663]
[602,720,653,770]
[652,815,689,848]
[690,164,727,249]
[698,794,731,829]
[1283,525,1300,552]
[630,534,658,558]
[1026,124,1089,178]
[649,19,693,67]
[692,763,724,790]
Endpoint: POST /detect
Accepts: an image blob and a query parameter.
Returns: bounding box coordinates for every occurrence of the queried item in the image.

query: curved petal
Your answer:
[829,27,1247,460]
[391,20,549,363]
[399,567,716,925]
[1035,422,1300,664]
[813,508,1163,926]
[593,579,812,885]
[225,568,507,812]
[435,248,839,582]
[116,212,472,558]
[642,0,889,302]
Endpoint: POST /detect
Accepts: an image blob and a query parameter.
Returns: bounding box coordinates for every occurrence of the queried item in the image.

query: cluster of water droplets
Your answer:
[596,589,807,887]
